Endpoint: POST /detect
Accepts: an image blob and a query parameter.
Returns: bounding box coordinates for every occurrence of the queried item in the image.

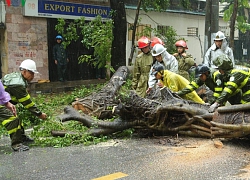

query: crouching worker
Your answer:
[1,59,47,151]
[177,64,224,104]
[151,64,204,104]
[208,54,248,112]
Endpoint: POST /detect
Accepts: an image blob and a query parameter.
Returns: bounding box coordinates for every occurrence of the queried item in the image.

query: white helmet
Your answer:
[19,59,38,73]
[214,31,226,41]
[152,44,166,56]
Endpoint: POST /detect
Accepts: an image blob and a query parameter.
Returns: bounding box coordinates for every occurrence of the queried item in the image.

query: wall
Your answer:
[3,5,48,81]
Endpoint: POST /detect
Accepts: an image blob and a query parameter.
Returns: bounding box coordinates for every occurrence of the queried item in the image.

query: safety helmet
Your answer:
[19,59,38,73]
[175,40,188,49]
[150,37,164,48]
[137,36,150,49]
[214,31,226,41]
[195,64,210,78]
[213,54,233,71]
[152,44,166,57]
[151,64,164,76]
[56,35,63,40]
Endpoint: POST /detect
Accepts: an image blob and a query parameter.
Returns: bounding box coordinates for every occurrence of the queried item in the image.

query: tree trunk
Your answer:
[128,0,142,65]
[110,0,127,71]
[53,66,250,139]
[204,0,218,55]
[229,0,238,50]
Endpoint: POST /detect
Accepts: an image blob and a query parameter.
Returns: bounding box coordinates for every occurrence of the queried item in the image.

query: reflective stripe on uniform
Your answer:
[224,87,233,94]
[24,101,35,109]
[240,99,250,104]
[7,125,22,134]
[213,92,220,98]
[243,90,250,96]
[187,84,194,91]
[214,87,223,91]
[213,71,220,81]
[18,94,31,103]
[238,77,249,89]
[190,81,199,88]
[11,96,17,102]
[2,116,16,126]
[227,81,238,89]
[232,69,249,76]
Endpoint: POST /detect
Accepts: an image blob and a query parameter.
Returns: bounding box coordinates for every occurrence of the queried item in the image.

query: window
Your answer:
[128,23,151,41]
[219,26,229,36]
[157,25,170,36]
[187,27,198,36]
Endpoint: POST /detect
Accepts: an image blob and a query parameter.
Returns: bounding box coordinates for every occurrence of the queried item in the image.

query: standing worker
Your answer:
[204,31,234,69]
[132,36,153,97]
[173,40,195,81]
[177,64,224,104]
[1,59,47,151]
[53,35,69,82]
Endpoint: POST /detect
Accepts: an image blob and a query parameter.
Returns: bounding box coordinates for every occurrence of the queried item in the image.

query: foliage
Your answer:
[55,15,113,70]
[141,0,191,12]
[141,0,170,12]
[0,83,134,148]
[55,18,79,49]
[78,15,114,69]
[221,0,250,33]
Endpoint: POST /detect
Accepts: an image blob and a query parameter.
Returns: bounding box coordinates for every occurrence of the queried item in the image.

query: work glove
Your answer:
[208,102,219,113]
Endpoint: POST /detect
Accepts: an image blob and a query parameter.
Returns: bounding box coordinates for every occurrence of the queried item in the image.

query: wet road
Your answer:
[1,136,250,180]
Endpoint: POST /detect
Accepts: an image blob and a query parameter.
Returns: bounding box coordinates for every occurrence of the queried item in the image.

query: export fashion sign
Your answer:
[23,0,111,20]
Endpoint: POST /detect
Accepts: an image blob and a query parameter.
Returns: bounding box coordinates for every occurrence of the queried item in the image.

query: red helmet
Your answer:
[150,37,164,48]
[175,40,188,49]
[137,36,150,49]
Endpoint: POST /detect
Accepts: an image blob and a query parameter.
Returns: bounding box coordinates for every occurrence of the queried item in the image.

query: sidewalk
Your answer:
[28,79,106,95]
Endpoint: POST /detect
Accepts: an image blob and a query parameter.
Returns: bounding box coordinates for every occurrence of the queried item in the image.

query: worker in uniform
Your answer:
[173,40,195,81]
[1,59,47,151]
[176,64,224,104]
[204,31,235,69]
[53,35,69,82]
[151,64,204,104]
[208,54,248,112]
[150,37,165,49]
[132,36,153,97]
[146,43,178,94]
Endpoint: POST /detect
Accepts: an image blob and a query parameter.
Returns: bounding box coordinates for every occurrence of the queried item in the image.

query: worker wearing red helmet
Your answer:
[173,40,195,81]
[150,37,165,49]
[132,36,153,97]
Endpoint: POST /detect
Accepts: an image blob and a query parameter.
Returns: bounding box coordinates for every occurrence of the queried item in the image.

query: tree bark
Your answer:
[110,0,127,71]
[128,0,142,65]
[52,66,250,139]
[229,0,238,50]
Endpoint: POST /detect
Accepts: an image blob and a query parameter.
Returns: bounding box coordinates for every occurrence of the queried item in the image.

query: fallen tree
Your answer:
[52,66,250,139]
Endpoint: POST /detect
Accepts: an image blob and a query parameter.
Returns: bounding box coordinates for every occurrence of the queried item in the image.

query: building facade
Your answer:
[0,0,109,82]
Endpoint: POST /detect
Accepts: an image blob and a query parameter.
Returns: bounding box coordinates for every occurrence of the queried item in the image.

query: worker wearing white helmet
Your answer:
[146,44,178,94]
[0,59,47,152]
[203,31,235,69]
